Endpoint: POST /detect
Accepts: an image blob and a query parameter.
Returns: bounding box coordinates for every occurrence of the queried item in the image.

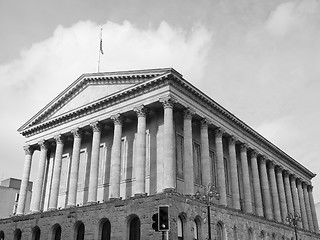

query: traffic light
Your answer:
[152,213,159,232]
[159,205,169,231]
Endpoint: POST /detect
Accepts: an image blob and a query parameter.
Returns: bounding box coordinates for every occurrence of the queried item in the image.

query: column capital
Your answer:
[228,135,238,145]
[301,181,308,188]
[259,155,267,164]
[240,143,248,152]
[54,134,64,144]
[183,107,195,120]
[133,105,148,117]
[38,140,48,150]
[71,128,83,138]
[23,145,34,155]
[250,149,258,158]
[275,165,283,173]
[307,185,314,191]
[268,160,275,169]
[289,174,297,181]
[159,95,177,109]
[90,121,101,132]
[296,177,302,185]
[214,127,225,138]
[111,114,123,125]
[200,118,210,129]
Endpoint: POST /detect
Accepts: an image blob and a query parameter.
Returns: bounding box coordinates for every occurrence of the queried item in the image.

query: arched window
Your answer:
[177,217,183,240]
[272,233,276,240]
[0,231,4,240]
[129,216,140,240]
[193,221,199,240]
[248,228,253,240]
[99,218,111,240]
[32,226,41,240]
[74,222,85,240]
[13,229,21,240]
[233,226,237,240]
[216,222,225,240]
[260,231,265,240]
[52,224,61,240]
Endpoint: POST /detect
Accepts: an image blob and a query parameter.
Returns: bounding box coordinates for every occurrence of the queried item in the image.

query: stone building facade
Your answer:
[0,68,319,239]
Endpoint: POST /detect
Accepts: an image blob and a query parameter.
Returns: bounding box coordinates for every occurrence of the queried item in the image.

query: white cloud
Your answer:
[0,20,212,183]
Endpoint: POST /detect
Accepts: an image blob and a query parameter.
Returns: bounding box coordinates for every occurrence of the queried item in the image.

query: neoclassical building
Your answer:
[0,68,319,239]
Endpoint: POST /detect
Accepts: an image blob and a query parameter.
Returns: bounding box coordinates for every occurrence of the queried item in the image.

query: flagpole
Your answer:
[97,25,103,73]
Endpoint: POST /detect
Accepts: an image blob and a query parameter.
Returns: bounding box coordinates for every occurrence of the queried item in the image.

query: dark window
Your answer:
[177,217,183,240]
[0,231,4,240]
[217,222,224,240]
[100,219,111,240]
[52,224,61,240]
[210,151,217,188]
[32,227,40,240]
[224,157,231,195]
[76,222,85,240]
[14,229,21,240]
[193,142,201,184]
[129,216,140,240]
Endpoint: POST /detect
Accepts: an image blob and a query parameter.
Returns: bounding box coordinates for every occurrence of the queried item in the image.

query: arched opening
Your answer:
[248,228,253,240]
[272,233,276,240]
[32,226,41,240]
[52,224,62,240]
[129,216,140,240]
[260,231,265,240]
[0,231,4,240]
[13,229,22,240]
[177,216,184,240]
[216,222,225,240]
[233,226,237,240]
[74,222,85,240]
[193,221,198,240]
[99,218,111,240]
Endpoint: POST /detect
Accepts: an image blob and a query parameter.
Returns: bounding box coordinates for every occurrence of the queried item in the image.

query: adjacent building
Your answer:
[0,178,32,219]
[0,68,319,239]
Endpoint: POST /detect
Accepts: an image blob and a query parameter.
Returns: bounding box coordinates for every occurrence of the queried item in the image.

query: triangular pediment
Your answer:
[19,68,175,132]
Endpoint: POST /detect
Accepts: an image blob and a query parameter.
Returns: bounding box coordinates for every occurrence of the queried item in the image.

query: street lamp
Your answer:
[194,183,220,240]
[286,212,301,240]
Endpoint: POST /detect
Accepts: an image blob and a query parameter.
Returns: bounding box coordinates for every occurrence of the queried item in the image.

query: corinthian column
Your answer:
[109,114,123,199]
[88,121,102,203]
[308,185,319,233]
[240,144,252,213]
[215,128,227,206]
[133,105,147,195]
[283,171,294,217]
[31,140,48,212]
[228,136,240,210]
[259,157,273,220]
[269,162,281,222]
[303,182,314,232]
[183,108,195,195]
[276,166,287,223]
[160,96,176,191]
[200,119,211,189]
[290,175,302,228]
[49,134,64,210]
[67,128,82,207]
[251,150,263,217]
[297,179,309,230]
[16,145,34,215]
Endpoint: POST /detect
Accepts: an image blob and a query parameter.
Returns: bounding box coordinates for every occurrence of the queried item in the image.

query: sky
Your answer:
[0,0,320,203]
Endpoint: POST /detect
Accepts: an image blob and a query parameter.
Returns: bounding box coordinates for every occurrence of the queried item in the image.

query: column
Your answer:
[297,179,309,230]
[200,119,211,189]
[215,128,227,206]
[183,108,194,195]
[228,136,240,210]
[259,157,273,220]
[303,182,314,232]
[240,143,252,213]
[160,96,176,191]
[109,114,123,198]
[49,134,64,210]
[308,186,319,233]
[16,145,34,215]
[268,162,281,222]
[276,166,287,223]
[67,128,82,207]
[133,105,147,195]
[87,121,102,203]
[31,140,48,212]
[283,171,294,217]
[290,175,302,228]
[251,150,263,217]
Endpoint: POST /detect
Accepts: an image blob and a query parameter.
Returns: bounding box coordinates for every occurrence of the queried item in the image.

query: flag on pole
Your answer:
[100,26,104,55]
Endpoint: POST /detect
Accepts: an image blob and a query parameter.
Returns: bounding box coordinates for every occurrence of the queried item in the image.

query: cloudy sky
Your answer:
[1,0,320,203]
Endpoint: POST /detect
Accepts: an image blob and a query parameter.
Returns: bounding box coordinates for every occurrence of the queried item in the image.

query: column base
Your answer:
[31,210,41,214]
[163,188,176,193]
[48,207,57,211]
[133,193,147,198]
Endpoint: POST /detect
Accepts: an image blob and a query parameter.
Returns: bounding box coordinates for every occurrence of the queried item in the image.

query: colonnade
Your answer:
[16,96,319,233]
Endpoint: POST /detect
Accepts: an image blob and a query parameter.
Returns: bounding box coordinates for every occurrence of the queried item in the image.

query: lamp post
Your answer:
[286,212,301,240]
[194,184,220,240]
